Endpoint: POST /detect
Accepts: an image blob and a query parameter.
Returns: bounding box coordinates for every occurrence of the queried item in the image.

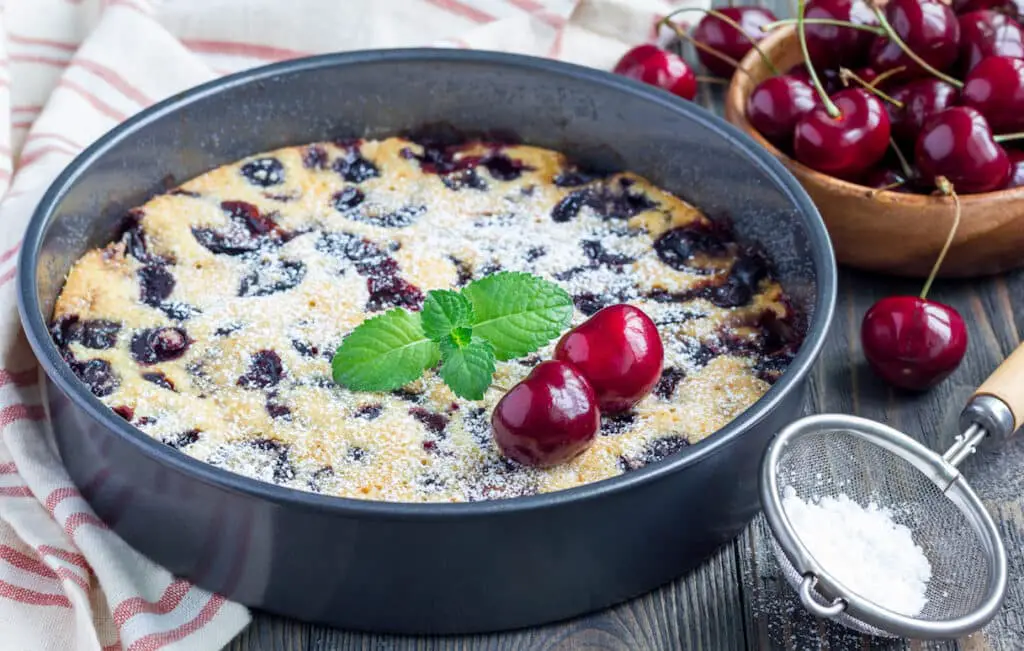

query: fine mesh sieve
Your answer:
[759,344,1024,639]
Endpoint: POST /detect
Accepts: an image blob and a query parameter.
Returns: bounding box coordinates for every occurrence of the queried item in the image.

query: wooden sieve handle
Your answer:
[972,342,1024,433]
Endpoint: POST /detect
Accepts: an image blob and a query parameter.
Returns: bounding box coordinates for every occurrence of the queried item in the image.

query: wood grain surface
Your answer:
[226,1,1024,648]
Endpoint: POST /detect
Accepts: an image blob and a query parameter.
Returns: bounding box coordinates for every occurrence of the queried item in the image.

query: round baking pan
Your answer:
[18,49,836,634]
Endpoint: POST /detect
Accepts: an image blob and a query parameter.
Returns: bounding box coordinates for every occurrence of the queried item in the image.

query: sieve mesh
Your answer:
[771,429,991,634]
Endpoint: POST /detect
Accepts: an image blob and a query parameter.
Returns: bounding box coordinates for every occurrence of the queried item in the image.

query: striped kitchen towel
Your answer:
[0,0,707,649]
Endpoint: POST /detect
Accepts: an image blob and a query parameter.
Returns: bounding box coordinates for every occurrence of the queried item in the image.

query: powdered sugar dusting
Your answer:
[50,137,803,503]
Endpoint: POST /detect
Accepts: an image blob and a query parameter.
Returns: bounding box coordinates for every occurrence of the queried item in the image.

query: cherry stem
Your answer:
[993,132,1024,143]
[761,18,886,36]
[921,176,960,300]
[696,75,730,85]
[868,65,907,87]
[879,180,907,191]
[659,8,780,76]
[839,67,904,107]
[889,136,914,180]
[797,0,840,117]
[870,6,964,89]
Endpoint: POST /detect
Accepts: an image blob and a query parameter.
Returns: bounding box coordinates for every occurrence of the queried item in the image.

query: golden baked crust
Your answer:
[50,137,802,503]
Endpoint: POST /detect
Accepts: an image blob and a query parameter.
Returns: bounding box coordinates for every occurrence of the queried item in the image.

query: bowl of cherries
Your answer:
[716,0,1024,279]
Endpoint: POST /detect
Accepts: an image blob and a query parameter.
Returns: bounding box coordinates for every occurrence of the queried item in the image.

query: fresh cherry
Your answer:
[793,88,891,180]
[958,10,1024,72]
[692,7,777,78]
[861,297,968,390]
[916,106,1011,193]
[491,360,600,468]
[961,55,1024,132]
[613,45,698,101]
[1006,148,1024,187]
[869,0,961,80]
[554,304,664,413]
[746,74,819,148]
[804,0,879,68]
[887,79,960,143]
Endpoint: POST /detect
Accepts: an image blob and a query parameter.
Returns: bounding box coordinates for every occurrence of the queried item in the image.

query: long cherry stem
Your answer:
[870,6,964,89]
[761,17,886,36]
[798,0,840,117]
[839,67,904,107]
[994,132,1024,143]
[659,8,780,75]
[921,177,960,300]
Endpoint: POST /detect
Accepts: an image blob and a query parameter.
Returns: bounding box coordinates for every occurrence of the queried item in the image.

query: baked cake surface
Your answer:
[50,136,802,502]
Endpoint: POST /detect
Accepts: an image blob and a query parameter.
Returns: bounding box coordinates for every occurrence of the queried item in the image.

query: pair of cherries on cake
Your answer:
[491,304,664,468]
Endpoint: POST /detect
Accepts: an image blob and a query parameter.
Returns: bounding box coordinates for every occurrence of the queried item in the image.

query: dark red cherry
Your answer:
[869,0,961,80]
[887,79,960,143]
[692,7,778,78]
[962,55,1024,132]
[793,88,891,180]
[861,297,967,390]
[1006,148,1024,187]
[554,304,664,413]
[613,45,697,100]
[804,0,879,68]
[746,74,819,147]
[491,360,600,468]
[915,106,1011,193]
[958,10,1024,72]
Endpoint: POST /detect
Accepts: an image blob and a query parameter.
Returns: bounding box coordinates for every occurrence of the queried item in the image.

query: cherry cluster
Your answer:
[613,1,1024,195]
[749,0,1024,195]
[491,305,664,468]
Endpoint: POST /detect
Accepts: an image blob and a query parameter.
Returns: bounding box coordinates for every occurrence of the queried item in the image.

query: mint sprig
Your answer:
[331,271,572,400]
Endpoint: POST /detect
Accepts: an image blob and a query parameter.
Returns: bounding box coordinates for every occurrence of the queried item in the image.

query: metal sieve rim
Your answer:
[759,414,1008,640]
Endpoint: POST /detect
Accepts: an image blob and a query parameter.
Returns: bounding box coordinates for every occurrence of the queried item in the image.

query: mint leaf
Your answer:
[439,335,496,400]
[421,290,475,341]
[332,309,440,392]
[462,271,573,361]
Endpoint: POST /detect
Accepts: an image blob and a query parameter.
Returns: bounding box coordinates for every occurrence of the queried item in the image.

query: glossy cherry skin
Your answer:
[887,79,960,143]
[916,106,1011,193]
[793,89,891,180]
[805,0,879,68]
[861,297,967,391]
[1006,148,1024,187]
[554,304,664,413]
[962,55,1024,132]
[491,360,600,468]
[613,45,698,101]
[869,0,961,80]
[746,74,819,147]
[692,7,777,78]
[958,10,1024,72]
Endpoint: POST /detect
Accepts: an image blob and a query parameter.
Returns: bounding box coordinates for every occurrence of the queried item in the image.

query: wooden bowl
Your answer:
[724,25,1024,279]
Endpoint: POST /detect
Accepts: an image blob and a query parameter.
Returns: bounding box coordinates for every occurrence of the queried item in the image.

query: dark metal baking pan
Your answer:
[18,49,836,634]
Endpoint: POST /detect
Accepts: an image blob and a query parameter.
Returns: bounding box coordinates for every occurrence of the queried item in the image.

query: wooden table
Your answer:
[228,1,1024,648]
